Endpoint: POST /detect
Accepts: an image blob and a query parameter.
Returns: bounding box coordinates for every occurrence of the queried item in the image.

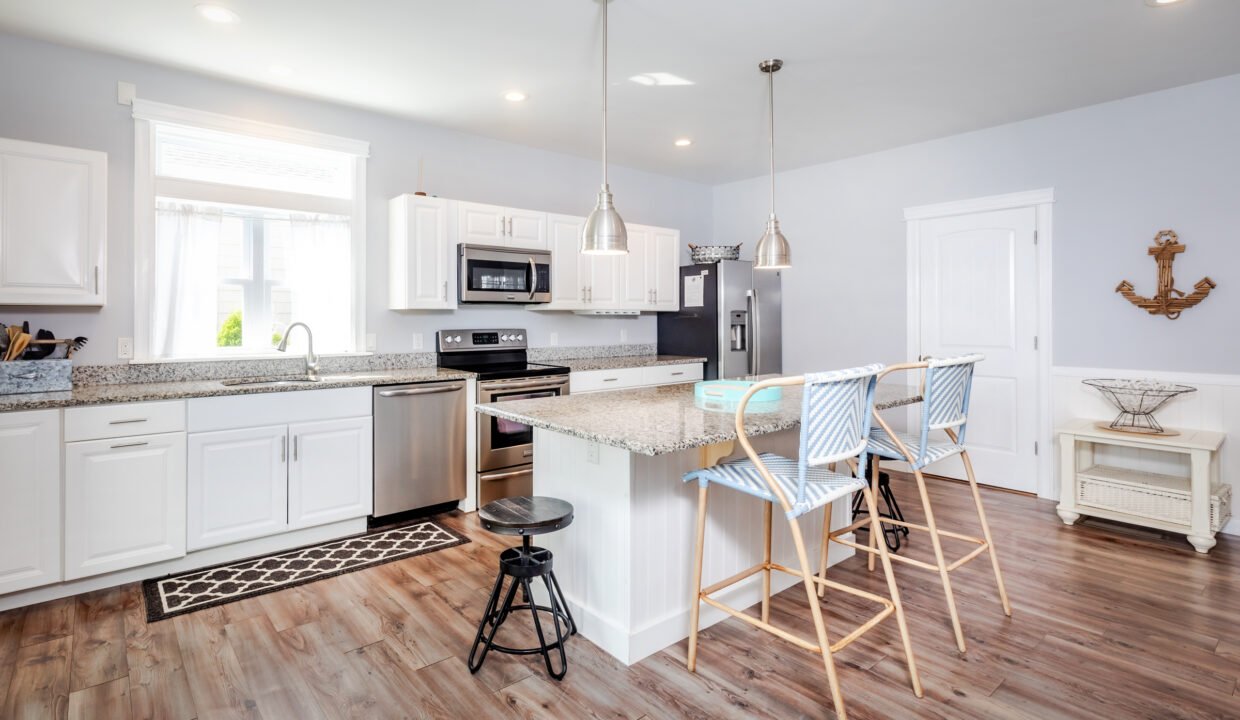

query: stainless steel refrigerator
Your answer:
[657,260,782,380]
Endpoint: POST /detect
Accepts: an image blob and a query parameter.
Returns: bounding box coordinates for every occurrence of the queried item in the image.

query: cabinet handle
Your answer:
[581,286,587,302]
[603,377,618,382]
[94,266,100,294]
[588,286,593,303]
[293,436,299,461]
[507,217,513,236]
[671,371,685,376]
[443,280,447,301]
[281,436,287,463]
[110,441,148,449]
[109,418,147,425]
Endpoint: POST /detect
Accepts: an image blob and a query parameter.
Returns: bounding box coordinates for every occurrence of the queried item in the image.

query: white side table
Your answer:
[1057,418,1228,554]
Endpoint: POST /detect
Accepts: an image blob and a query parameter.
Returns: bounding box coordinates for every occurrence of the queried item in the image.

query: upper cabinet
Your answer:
[458,201,547,251]
[0,137,107,306]
[389,194,455,310]
[389,196,679,313]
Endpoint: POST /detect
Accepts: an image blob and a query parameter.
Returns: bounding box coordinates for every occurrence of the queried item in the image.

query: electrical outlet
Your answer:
[620,328,628,343]
[411,332,424,351]
[587,442,600,465]
[117,337,134,359]
[365,333,377,352]
[549,332,559,346]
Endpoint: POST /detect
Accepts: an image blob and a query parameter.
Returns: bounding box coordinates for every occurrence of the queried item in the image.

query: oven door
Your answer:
[478,375,569,471]
[459,245,551,303]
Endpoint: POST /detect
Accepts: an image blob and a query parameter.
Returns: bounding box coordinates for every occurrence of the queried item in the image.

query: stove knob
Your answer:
[516,334,524,341]
[453,335,462,343]
[442,336,453,344]
[501,334,510,342]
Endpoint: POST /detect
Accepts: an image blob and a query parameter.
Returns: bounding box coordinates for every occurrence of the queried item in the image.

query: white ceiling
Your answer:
[3,0,1240,184]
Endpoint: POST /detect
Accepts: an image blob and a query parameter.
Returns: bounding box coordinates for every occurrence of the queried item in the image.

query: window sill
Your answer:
[130,351,374,365]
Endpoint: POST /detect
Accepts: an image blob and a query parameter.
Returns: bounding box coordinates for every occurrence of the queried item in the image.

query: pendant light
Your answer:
[754,59,790,269]
[581,0,628,255]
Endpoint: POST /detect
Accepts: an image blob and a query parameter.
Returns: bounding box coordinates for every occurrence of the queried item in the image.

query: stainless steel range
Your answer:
[436,329,569,505]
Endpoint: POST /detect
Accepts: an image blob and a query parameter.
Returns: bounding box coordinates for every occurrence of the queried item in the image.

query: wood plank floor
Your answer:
[3,473,1240,719]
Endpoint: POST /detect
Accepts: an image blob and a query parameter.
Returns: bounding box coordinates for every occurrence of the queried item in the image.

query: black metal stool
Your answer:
[851,471,911,552]
[468,496,577,680]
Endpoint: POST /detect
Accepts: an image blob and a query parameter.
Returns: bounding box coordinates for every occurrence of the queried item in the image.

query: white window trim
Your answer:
[132,99,369,363]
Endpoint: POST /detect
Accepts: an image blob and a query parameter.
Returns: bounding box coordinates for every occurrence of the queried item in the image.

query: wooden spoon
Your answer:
[6,333,30,361]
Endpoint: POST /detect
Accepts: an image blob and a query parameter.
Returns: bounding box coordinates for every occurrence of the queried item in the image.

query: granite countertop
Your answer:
[553,355,708,372]
[477,382,922,456]
[0,367,475,412]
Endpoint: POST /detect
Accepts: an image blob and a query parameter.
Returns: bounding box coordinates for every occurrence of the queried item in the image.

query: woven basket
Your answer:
[688,243,741,263]
[1077,473,1231,531]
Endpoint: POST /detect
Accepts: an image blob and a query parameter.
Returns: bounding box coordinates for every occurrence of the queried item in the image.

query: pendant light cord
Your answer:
[768,66,776,217]
[602,0,609,189]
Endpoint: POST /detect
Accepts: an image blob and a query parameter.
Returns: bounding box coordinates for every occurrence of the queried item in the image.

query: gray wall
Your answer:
[0,32,714,364]
[714,73,1240,376]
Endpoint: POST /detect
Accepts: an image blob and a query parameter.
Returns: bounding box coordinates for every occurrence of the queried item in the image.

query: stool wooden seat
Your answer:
[469,496,577,680]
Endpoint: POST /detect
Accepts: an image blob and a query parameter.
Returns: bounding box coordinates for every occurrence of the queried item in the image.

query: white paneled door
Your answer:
[912,206,1039,493]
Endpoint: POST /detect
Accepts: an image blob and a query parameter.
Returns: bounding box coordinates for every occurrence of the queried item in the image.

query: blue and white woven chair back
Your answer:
[920,354,984,445]
[799,363,884,477]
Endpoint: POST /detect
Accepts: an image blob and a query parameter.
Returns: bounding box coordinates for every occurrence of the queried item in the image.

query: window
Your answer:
[133,101,369,361]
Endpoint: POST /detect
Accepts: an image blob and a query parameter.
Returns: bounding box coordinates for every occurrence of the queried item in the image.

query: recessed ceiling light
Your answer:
[504,91,527,102]
[268,65,293,77]
[629,72,694,87]
[674,138,692,147]
[195,4,239,23]
[1145,0,1183,6]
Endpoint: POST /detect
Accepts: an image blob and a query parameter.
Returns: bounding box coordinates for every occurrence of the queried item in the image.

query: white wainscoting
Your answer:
[1052,366,1239,535]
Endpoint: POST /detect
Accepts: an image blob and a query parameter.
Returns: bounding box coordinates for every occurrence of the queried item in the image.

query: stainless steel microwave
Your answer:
[458,244,552,304]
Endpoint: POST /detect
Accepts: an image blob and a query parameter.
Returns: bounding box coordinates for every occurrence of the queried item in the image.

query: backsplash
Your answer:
[71,344,658,385]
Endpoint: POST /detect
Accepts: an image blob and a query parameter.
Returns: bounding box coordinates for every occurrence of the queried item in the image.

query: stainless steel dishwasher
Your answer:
[373,381,467,517]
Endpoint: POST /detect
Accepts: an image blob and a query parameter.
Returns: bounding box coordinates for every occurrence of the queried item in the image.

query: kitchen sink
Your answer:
[220,375,322,387]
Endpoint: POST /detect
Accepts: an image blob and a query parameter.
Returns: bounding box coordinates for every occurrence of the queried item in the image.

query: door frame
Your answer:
[904,188,1055,498]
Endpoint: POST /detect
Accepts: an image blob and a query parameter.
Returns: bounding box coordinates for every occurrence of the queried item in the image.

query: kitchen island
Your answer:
[476,381,919,665]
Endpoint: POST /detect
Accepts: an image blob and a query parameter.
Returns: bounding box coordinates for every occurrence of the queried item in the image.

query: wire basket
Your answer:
[688,243,742,263]
[1082,378,1196,435]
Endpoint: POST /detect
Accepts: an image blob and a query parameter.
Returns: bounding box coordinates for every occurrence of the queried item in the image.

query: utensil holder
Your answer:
[0,359,72,395]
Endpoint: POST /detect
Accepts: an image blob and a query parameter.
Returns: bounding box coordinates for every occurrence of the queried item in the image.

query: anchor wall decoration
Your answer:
[1115,229,1215,320]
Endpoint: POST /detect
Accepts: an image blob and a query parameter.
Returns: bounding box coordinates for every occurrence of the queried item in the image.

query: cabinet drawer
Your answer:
[642,363,703,386]
[65,400,186,442]
[570,367,645,393]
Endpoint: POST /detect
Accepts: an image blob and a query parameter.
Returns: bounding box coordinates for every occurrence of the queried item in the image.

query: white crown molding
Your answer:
[903,188,1055,221]
[131,98,370,157]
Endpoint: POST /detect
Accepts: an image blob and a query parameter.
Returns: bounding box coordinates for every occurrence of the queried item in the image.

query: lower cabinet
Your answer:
[64,431,187,580]
[187,425,289,551]
[0,410,62,595]
[289,417,373,529]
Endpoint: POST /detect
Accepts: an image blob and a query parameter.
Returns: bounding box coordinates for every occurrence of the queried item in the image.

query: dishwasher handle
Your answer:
[377,383,465,397]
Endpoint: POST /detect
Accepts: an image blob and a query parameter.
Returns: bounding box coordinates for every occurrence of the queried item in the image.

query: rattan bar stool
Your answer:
[683,365,922,719]
[827,354,1011,653]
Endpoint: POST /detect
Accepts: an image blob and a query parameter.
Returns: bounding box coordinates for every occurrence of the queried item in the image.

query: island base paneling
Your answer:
[531,427,854,665]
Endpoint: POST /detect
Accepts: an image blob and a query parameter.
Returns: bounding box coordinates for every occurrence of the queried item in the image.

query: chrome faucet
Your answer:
[277,322,319,380]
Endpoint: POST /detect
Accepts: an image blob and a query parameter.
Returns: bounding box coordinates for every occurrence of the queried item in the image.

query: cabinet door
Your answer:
[457,201,506,245]
[547,214,585,308]
[64,432,187,580]
[620,225,652,308]
[587,254,621,306]
[187,425,288,550]
[389,195,453,309]
[0,138,106,306]
[650,228,681,311]
[505,208,548,250]
[0,410,61,594]
[288,417,372,529]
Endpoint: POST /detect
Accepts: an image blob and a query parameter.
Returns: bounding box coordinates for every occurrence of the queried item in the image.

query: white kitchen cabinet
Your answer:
[0,137,107,306]
[621,225,652,308]
[289,417,373,529]
[547,214,586,308]
[64,431,186,580]
[570,362,703,394]
[649,227,681,311]
[389,194,454,310]
[187,425,288,550]
[457,201,546,250]
[0,410,61,595]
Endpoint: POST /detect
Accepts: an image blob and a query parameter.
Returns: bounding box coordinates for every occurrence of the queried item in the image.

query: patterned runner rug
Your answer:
[142,519,468,622]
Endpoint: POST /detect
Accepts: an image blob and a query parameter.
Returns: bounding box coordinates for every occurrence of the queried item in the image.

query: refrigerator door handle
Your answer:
[747,288,760,376]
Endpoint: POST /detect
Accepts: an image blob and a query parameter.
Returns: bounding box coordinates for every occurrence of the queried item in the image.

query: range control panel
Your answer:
[437,328,528,351]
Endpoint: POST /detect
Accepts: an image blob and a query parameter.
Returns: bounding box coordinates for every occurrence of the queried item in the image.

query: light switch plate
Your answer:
[620,328,628,343]
[117,337,134,359]
[549,332,559,346]
[117,81,136,106]
[411,332,424,351]
[365,333,377,352]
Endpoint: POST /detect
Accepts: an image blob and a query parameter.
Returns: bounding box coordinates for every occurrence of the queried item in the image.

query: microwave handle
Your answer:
[528,257,537,300]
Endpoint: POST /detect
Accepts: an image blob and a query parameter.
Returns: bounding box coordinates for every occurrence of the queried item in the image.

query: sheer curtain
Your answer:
[282,213,353,354]
[153,201,223,358]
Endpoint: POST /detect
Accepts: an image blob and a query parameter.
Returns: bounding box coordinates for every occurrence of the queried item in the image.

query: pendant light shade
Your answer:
[582,0,628,255]
[755,58,790,269]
